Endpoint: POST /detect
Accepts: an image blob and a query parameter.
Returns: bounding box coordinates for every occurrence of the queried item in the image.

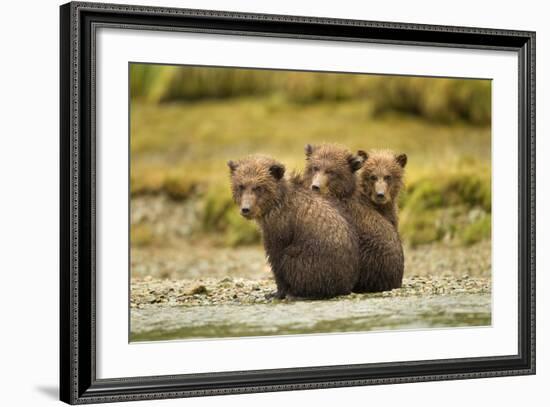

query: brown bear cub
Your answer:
[357,149,407,229]
[303,144,404,292]
[227,155,360,299]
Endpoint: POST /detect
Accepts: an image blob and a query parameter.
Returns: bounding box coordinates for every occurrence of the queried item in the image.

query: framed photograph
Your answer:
[60,1,535,404]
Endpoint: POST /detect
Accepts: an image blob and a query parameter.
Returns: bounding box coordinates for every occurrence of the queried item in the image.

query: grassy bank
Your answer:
[130,97,491,248]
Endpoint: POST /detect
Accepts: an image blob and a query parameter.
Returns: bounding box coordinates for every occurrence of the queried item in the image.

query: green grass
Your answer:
[369,76,491,125]
[460,214,491,246]
[399,165,491,247]
[131,97,490,181]
[130,97,491,247]
[130,64,491,125]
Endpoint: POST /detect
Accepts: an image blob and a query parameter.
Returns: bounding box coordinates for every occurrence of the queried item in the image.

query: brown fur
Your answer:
[303,144,404,292]
[358,149,407,228]
[228,155,360,299]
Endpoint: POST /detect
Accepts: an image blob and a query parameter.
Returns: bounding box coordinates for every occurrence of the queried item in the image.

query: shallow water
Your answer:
[130,293,491,342]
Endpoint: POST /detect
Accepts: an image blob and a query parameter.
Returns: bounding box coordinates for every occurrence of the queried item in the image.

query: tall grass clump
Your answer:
[130,167,201,200]
[130,64,491,125]
[399,169,491,247]
[369,77,491,125]
[131,65,273,103]
[130,64,162,100]
[277,72,368,103]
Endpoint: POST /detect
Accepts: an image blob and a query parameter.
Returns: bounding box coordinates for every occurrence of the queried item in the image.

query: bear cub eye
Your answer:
[312,166,320,172]
[369,175,377,181]
[384,175,392,181]
[238,185,245,191]
[252,185,263,193]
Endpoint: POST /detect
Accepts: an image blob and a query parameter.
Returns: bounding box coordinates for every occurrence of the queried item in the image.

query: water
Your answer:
[130,293,491,342]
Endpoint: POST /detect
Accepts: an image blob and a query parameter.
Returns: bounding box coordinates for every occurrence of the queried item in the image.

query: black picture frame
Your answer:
[60,1,536,404]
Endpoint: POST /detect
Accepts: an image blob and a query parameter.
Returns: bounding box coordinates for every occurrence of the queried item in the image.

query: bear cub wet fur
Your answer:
[303,144,405,292]
[227,155,360,299]
[357,149,407,228]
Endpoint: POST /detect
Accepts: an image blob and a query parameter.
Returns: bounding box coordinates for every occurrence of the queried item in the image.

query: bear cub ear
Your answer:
[269,164,285,180]
[348,150,367,172]
[227,160,238,174]
[395,153,408,168]
[357,150,368,161]
[304,144,315,157]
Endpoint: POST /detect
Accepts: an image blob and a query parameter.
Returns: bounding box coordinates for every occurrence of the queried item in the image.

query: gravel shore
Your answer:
[131,274,490,308]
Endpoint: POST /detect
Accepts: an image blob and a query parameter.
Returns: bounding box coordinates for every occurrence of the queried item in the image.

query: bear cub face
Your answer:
[227,155,285,220]
[358,150,407,207]
[303,144,364,199]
